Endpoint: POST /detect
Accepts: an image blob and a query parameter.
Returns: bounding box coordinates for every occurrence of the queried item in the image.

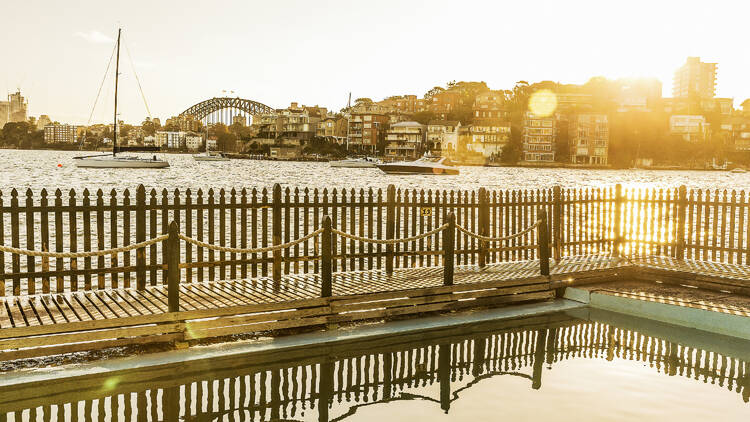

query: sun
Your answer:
[528,90,557,117]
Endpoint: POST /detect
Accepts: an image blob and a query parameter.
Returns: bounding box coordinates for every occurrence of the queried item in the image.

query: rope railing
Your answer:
[331,224,449,245]
[455,220,542,243]
[0,210,552,305]
[177,228,324,254]
[0,235,168,258]
[0,221,541,258]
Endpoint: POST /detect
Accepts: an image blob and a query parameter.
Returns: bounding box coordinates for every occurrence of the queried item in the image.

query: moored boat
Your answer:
[75,28,169,169]
[75,154,169,168]
[330,157,380,168]
[376,155,459,175]
[194,151,230,162]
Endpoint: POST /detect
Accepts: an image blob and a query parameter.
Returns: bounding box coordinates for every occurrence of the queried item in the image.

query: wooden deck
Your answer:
[0,256,627,330]
[2,253,750,361]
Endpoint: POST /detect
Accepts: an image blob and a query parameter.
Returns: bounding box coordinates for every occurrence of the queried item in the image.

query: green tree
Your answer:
[412,110,436,124]
[424,86,444,99]
[142,118,160,136]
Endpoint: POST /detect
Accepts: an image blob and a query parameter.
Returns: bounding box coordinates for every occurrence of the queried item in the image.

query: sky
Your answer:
[2,0,748,125]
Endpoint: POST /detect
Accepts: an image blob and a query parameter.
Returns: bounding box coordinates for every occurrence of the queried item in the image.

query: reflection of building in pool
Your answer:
[3,316,748,420]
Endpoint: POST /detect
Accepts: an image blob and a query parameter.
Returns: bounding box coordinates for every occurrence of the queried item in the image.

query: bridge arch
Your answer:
[180,97,274,126]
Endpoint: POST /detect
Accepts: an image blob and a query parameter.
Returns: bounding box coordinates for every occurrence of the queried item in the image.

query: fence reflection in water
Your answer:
[1,315,748,421]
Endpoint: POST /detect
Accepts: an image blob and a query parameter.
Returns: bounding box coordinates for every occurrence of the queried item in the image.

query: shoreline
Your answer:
[1,148,737,170]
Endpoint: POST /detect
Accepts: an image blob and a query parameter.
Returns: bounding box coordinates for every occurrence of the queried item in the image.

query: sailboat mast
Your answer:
[113,28,121,156]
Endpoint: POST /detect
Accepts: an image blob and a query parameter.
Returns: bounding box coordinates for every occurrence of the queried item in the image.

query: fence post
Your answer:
[443,212,455,286]
[675,185,688,260]
[321,215,332,297]
[478,187,489,268]
[552,186,562,262]
[537,209,550,276]
[272,183,282,288]
[167,220,180,313]
[136,185,146,290]
[386,185,396,275]
[613,183,623,257]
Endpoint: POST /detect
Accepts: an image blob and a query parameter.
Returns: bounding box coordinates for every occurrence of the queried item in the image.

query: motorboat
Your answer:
[730,167,747,174]
[376,154,459,175]
[75,28,169,169]
[75,153,169,168]
[194,151,230,162]
[330,157,380,168]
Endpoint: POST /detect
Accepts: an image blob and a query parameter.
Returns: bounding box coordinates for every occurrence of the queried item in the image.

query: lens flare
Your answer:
[103,376,121,391]
[528,89,557,117]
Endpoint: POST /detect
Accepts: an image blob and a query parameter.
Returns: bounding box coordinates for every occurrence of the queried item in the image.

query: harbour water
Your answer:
[1,150,748,193]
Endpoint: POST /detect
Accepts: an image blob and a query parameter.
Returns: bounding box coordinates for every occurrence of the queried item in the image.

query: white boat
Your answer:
[376,154,459,175]
[75,28,169,169]
[76,154,169,168]
[330,157,380,168]
[730,167,747,174]
[194,151,230,162]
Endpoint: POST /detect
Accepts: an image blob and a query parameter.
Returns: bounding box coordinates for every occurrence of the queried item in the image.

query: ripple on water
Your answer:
[1,150,748,193]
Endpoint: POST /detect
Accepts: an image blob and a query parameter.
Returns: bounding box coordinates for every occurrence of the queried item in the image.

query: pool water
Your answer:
[1,310,748,421]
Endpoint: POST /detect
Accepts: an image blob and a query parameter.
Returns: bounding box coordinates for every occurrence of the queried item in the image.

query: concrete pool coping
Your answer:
[3,282,750,388]
[0,299,582,388]
[565,282,750,341]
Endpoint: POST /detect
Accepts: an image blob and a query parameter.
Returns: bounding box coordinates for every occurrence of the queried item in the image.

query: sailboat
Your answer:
[75,28,169,169]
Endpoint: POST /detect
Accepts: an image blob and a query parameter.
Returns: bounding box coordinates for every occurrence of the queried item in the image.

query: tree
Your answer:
[354,98,373,106]
[1,122,41,148]
[142,118,160,136]
[302,137,347,158]
[412,110,436,125]
[424,86,445,100]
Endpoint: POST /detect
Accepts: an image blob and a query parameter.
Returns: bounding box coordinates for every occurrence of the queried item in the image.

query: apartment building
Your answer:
[569,114,609,165]
[165,114,202,132]
[256,102,320,143]
[384,121,424,158]
[377,95,426,114]
[43,123,77,143]
[316,115,347,142]
[670,115,707,142]
[429,90,461,120]
[522,112,556,162]
[473,90,508,120]
[185,134,204,151]
[0,90,28,128]
[673,57,717,99]
[155,131,187,149]
[348,103,389,151]
[467,119,511,158]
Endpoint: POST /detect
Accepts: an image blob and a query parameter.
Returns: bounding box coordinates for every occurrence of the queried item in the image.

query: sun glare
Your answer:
[528,90,557,117]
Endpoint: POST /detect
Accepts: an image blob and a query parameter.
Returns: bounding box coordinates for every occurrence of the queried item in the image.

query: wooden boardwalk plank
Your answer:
[2,253,747,358]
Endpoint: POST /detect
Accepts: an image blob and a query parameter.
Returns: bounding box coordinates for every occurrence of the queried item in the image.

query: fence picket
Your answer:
[2,184,750,297]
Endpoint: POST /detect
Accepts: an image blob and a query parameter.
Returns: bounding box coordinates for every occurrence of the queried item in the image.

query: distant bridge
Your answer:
[180,97,274,126]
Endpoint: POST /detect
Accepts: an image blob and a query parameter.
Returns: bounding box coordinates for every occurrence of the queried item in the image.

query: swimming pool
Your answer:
[1,309,748,421]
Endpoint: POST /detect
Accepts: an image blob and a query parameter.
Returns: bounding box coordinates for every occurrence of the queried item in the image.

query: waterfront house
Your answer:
[384,121,424,159]
[348,103,389,153]
[427,120,460,154]
[522,112,556,163]
[467,118,511,159]
[569,113,609,165]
